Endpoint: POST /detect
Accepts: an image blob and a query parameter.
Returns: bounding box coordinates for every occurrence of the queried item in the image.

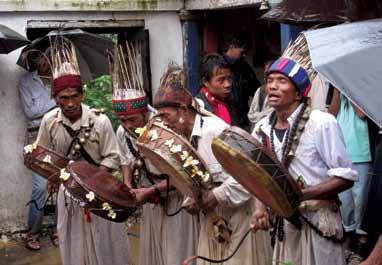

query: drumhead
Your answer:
[212,127,301,218]
[136,119,211,202]
[25,145,70,184]
[68,161,136,209]
[137,143,200,200]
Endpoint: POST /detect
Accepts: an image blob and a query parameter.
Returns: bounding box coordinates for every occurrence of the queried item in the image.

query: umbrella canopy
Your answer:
[262,0,382,24]
[0,24,30,54]
[303,19,382,127]
[17,29,113,80]
[261,0,348,24]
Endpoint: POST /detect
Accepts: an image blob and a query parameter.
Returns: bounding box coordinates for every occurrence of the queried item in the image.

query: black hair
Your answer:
[201,53,231,82]
[25,51,42,71]
[224,33,250,51]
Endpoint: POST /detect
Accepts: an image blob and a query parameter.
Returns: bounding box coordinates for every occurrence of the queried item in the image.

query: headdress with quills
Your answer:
[111,42,148,116]
[154,66,212,116]
[266,34,316,97]
[49,39,83,97]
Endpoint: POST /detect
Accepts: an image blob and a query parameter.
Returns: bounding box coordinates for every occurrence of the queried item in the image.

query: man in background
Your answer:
[18,50,57,251]
[223,34,261,130]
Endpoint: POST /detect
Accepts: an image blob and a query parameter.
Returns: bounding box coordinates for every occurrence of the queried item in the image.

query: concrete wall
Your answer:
[0,11,183,233]
[0,0,184,12]
[186,0,261,10]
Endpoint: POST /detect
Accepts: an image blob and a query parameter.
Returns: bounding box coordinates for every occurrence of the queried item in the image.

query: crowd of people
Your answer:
[18,33,382,265]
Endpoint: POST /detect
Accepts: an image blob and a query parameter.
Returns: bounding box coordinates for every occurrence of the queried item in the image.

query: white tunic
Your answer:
[252,104,358,265]
[116,125,200,265]
[36,105,132,265]
[193,114,272,265]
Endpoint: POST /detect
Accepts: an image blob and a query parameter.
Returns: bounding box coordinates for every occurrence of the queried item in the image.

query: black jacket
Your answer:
[224,55,261,128]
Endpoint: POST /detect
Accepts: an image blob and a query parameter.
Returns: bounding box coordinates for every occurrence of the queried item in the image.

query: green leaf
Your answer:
[83,75,119,130]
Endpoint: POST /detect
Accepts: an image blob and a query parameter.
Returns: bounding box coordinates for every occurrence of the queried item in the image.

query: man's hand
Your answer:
[46,180,58,193]
[201,191,218,212]
[251,200,271,232]
[23,154,33,168]
[182,197,200,215]
[124,180,132,190]
[132,187,155,205]
[251,209,271,232]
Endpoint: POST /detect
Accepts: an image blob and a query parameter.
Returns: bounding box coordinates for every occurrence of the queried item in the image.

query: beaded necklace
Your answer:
[269,103,309,168]
[267,102,311,245]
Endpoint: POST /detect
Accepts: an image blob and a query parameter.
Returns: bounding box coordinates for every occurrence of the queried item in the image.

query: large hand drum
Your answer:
[24,145,70,187]
[63,161,137,222]
[136,117,212,202]
[212,126,302,218]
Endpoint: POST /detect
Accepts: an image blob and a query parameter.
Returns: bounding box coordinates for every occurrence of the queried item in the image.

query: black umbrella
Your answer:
[17,29,114,80]
[261,0,382,24]
[0,24,30,54]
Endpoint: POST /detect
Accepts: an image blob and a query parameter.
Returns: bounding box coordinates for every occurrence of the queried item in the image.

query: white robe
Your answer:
[252,105,358,265]
[116,125,199,265]
[36,105,132,265]
[192,114,272,265]
[57,187,132,265]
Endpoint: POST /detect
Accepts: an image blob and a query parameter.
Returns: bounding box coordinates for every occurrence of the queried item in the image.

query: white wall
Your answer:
[0,11,183,233]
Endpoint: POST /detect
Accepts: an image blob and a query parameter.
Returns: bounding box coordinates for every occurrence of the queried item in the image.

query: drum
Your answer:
[63,161,137,222]
[136,116,212,202]
[24,145,70,187]
[211,126,302,218]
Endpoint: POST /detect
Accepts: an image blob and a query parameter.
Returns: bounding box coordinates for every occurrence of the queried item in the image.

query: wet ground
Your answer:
[0,233,61,265]
[0,225,140,265]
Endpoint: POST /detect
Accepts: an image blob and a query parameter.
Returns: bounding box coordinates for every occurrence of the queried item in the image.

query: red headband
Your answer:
[52,75,83,97]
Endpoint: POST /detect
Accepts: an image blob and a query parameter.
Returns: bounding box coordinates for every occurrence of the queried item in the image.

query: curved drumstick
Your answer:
[182,228,252,265]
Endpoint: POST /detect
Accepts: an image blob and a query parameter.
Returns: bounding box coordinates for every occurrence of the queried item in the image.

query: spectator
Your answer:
[197,53,239,125]
[223,34,261,130]
[363,128,382,258]
[329,88,373,262]
[248,60,274,129]
[18,50,57,250]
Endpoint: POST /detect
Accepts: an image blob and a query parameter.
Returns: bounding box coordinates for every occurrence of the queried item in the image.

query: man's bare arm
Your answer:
[301,176,353,201]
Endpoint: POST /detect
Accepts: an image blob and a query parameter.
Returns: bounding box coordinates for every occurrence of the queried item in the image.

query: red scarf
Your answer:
[201,87,231,125]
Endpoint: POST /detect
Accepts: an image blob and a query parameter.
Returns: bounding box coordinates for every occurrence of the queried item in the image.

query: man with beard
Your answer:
[35,42,132,265]
[153,66,272,265]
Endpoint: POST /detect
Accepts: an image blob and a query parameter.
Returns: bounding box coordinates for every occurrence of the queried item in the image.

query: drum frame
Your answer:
[24,145,70,186]
[212,126,302,218]
[63,161,137,223]
[136,118,211,203]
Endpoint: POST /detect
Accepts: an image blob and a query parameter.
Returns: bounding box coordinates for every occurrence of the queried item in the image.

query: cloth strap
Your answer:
[201,87,231,125]
[62,124,99,166]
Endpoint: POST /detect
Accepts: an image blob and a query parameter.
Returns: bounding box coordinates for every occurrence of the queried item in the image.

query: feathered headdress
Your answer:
[49,38,82,97]
[154,65,213,117]
[111,41,148,116]
[282,33,316,82]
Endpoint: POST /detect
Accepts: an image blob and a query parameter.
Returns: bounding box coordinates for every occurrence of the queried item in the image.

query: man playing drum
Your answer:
[34,41,132,265]
[111,43,199,265]
[153,66,272,265]
[251,57,358,265]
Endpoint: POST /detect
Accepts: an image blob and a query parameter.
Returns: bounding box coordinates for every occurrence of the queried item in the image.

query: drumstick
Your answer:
[182,228,252,265]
